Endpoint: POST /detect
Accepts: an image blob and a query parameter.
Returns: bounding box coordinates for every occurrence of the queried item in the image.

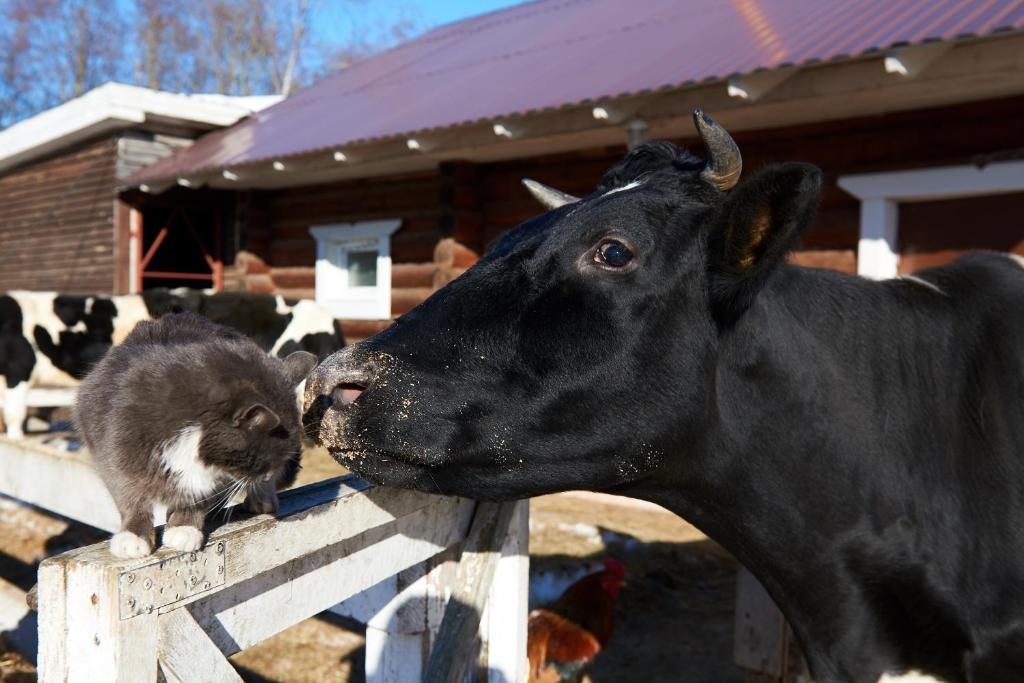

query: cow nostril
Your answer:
[332,383,366,408]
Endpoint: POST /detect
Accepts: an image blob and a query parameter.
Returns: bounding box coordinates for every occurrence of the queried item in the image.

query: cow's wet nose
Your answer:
[303,346,377,418]
[332,383,366,407]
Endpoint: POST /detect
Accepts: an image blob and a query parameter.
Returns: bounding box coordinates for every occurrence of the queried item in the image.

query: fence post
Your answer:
[481,499,529,683]
[37,555,159,682]
[363,547,458,682]
[424,501,524,683]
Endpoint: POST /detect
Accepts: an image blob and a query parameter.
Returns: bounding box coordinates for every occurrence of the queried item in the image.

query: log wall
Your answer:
[0,138,120,293]
[237,95,1024,343]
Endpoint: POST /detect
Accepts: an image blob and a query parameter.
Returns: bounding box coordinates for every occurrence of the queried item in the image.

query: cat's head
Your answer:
[198,349,319,486]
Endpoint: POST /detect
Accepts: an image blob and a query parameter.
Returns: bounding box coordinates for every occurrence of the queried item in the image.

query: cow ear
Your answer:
[708,162,822,321]
[235,403,281,432]
[283,350,318,387]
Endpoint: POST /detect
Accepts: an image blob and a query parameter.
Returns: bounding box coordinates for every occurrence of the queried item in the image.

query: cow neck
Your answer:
[619,264,940,677]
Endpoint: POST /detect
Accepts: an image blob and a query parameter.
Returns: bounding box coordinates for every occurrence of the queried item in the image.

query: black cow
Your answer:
[305,112,1024,682]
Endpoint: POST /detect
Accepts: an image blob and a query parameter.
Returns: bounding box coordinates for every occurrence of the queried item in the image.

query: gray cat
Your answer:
[76,312,318,558]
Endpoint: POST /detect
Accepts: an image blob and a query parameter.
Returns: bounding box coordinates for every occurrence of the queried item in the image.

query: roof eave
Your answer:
[127,31,1024,193]
[0,82,280,175]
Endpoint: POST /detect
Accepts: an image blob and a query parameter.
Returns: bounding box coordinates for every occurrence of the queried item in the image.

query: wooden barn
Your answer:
[0,83,279,293]
[123,0,1024,347]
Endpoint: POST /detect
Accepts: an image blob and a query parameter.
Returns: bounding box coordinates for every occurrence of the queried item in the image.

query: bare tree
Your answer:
[0,0,426,129]
[0,0,125,126]
[274,0,313,96]
[135,0,197,91]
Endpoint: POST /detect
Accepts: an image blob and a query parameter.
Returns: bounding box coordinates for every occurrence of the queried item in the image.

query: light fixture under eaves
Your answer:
[884,55,909,76]
[333,150,348,162]
[272,160,286,171]
[406,138,421,151]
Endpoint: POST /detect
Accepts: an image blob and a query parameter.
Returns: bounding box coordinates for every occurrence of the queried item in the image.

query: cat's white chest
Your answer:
[160,425,221,498]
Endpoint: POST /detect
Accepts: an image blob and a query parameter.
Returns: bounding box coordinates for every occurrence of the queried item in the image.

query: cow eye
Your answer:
[596,240,633,268]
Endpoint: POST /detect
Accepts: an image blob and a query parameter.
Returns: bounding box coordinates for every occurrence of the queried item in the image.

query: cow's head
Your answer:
[304,111,821,499]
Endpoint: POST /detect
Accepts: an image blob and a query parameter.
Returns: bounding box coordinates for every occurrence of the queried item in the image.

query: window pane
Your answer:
[348,250,378,287]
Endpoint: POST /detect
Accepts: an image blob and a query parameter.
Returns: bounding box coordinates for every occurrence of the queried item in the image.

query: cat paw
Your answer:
[163,526,204,551]
[110,531,153,558]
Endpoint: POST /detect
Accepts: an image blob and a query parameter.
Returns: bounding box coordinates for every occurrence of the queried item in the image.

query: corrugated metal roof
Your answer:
[131,0,1024,183]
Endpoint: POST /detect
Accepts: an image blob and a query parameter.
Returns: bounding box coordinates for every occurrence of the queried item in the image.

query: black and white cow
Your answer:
[305,112,1024,682]
[0,289,343,438]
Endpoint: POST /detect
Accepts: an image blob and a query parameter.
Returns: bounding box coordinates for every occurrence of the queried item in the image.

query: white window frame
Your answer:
[309,220,401,319]
[838,160,1024,279]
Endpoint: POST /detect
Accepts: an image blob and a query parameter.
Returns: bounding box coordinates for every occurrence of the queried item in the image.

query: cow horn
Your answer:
[693,110,742,191]
[522,178,580,209]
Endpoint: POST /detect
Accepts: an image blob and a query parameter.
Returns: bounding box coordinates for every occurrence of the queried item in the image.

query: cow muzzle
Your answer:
[302,345,379,442]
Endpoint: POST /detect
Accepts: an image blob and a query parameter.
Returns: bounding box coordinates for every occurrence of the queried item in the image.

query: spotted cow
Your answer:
[0,289,343,438]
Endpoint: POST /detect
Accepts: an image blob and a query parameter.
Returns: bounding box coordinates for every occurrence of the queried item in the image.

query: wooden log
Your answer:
[242,273,276,295]
[391,262,437,289]
[391,288,434,316]
[339,319,393,342]
[268,266,315,289]
[424,501,519,683]
[275,287,316,301]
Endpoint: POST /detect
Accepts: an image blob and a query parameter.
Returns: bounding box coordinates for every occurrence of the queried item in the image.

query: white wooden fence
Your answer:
[0,436,529,682]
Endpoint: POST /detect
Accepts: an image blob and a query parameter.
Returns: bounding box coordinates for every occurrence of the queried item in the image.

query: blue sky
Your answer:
[316,1,526,46]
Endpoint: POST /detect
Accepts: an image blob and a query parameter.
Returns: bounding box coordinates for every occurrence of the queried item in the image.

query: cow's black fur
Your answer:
[142,289,341,359]
[0,295,35,388]
[275,319,345,361]
[34,296,118,379]
[306,138,1024,682]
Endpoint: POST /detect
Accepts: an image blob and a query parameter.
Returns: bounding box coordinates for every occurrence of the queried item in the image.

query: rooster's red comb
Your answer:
[602,557,626,578]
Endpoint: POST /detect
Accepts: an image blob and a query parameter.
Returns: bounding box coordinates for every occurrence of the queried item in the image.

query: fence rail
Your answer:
[29,471,527,681]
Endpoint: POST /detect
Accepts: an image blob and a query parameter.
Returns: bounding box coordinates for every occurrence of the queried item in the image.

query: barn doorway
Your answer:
[123,188,235,293]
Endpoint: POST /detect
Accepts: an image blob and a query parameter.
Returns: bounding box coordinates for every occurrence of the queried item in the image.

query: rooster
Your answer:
[527,557,626,682]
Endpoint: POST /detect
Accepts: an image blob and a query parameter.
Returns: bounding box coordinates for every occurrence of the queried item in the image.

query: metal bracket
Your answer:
[118,541,226,619]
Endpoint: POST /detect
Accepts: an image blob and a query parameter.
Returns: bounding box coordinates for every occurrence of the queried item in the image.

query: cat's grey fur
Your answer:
[76,312,318,558]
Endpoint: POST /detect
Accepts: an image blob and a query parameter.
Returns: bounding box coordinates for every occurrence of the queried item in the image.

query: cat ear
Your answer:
[283,351,318,387]
[235,404,281,432]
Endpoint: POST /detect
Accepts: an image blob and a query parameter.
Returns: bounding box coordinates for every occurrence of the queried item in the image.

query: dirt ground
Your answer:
[0,446,742,682]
